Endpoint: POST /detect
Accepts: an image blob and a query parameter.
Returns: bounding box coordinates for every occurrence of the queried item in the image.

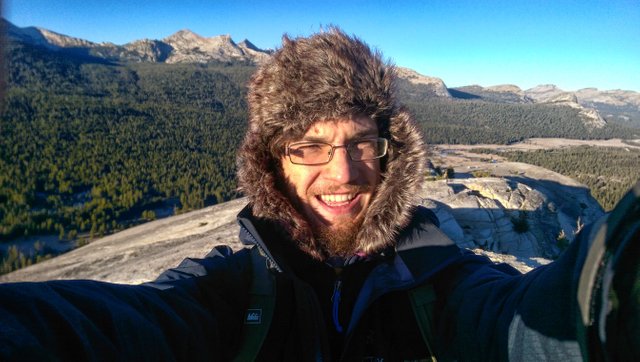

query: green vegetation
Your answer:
[426,165,456,181]
[1,42,253,246]
[471,170,493,178]
[2,38,639,275]
[511,211,530,233]
[0,243,53,274]
[404,99,638,145]
[497,146,640,211]
[556,230,570,252]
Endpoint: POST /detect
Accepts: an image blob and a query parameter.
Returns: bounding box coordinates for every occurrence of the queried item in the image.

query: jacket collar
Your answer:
[237,206,284,273]
[237,204,460,283]
[346,206,461,334]
[237,204,465,336]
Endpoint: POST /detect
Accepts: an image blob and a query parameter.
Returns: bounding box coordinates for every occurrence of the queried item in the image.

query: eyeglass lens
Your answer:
[288,138,387,165]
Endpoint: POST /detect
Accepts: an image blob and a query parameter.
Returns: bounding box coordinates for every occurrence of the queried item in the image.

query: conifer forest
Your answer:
[1,40,639,272]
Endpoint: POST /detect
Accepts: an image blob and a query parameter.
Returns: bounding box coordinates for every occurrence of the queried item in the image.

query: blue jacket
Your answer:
[0,205,586,361]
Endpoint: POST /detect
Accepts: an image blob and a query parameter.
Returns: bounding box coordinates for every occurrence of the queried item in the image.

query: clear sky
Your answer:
[4,0,639,91]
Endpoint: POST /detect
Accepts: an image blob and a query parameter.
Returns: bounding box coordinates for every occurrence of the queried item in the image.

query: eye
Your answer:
[297,144,324,153]
[289,143,329,159]
[349,139,377,158]
[353,139,377,151]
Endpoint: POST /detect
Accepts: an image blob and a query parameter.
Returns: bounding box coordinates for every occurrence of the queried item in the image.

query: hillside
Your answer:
[435,140,640,212]
[1,19,639,272]
[5,17,639,127]
[0,159,604,283]
[1,41,253,244]
[448,83,640,129]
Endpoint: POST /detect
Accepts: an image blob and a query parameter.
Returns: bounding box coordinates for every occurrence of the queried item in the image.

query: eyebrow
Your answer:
[301,129,378,143]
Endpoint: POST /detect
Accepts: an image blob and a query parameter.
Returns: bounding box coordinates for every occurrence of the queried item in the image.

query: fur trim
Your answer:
[237,28,426,260]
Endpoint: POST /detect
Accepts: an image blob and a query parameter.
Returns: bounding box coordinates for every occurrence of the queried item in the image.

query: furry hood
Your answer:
[237,29,426,260]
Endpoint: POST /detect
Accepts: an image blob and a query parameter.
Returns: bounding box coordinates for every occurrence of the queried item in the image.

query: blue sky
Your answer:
[4,0,639,91]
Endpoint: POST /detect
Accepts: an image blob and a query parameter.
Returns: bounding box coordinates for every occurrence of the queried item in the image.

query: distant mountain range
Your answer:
[397,68,640,128]
[3,18,272,64]
[3,18,640,126]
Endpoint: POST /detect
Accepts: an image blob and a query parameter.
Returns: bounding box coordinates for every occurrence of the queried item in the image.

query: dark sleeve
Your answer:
[434,227,592,361]
[0,246,252,361]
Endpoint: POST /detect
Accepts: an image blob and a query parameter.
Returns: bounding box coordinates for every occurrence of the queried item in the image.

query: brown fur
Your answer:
[237,28,426,260]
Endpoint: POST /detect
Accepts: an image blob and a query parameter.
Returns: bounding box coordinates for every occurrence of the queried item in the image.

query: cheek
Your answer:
[365,160,382,185]
[293,170,318,198]
[281,160,315,198]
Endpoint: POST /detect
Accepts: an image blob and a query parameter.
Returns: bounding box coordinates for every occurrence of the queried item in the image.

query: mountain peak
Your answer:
[526,84,573,101]
[4,19,94,48]
[238,39,260,51]
[163,29,203,43]
[487,84,523,94]
[396,67,451,98]
[528,84,563,93]
[161,30,245,63]
[176,29,198,36]
[524,85,607,129]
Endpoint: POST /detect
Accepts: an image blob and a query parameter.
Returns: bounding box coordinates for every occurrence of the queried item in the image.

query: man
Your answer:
[0,28,638,361]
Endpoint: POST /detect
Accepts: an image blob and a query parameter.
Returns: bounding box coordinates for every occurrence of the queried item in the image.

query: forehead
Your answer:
[301,117,378,140]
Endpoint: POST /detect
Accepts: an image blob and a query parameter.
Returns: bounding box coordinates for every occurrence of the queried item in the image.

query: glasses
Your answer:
[285,137,388,165]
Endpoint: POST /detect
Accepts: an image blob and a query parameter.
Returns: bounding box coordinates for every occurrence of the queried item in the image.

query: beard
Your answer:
[313,213,364,257]
[303,183,372,257]
[280,176,376,259]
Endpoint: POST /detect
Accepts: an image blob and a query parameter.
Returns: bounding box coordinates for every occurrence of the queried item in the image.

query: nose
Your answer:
[325,147,357,182]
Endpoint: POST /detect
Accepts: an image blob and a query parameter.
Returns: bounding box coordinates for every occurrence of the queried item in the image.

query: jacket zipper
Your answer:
[332,278,343,333]
[339,266,424,360]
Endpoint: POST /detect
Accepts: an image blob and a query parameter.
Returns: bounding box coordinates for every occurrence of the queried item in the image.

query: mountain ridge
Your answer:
[3,18,272,65]
[4,17,638,113]
[450,83,640,128]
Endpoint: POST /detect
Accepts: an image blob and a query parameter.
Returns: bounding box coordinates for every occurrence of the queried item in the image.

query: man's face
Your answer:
[281,116,382,255]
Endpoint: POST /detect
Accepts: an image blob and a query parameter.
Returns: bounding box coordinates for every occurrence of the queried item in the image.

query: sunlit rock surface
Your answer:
[0,198,247,284]
[420,177,603,271]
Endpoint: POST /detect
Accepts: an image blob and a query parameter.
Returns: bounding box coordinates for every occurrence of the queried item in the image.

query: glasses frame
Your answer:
[285,137,389,165]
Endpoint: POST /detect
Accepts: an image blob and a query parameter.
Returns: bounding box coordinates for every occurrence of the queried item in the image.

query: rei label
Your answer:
[245,309,262,324]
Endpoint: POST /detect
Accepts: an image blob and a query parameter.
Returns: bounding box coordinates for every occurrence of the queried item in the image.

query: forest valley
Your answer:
[1,41,639,273]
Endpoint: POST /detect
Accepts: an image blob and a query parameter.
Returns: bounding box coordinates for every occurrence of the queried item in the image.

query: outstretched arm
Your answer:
[0,245,251,361]
[435,227,586,361]
[436,181,640,361]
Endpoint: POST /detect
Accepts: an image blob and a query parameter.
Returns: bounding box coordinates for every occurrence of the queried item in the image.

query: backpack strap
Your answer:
[408,284,438,362]
[396,209,455,362]
[232,246,277,362]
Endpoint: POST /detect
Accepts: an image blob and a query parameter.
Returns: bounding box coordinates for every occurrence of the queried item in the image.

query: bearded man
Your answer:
[0,28,638,361]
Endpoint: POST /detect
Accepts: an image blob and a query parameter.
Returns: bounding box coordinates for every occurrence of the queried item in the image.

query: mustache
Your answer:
[308,183,374,195]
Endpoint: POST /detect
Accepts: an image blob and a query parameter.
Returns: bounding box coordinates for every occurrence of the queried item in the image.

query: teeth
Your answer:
[319,194,356,204]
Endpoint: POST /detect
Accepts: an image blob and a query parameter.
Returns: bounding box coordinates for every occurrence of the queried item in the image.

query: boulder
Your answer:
[420,176,603,271]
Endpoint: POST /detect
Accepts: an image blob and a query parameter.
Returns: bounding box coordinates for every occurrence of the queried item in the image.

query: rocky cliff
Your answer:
[396,67,451,98]
[421,176,600,268]
[525,85,607,129]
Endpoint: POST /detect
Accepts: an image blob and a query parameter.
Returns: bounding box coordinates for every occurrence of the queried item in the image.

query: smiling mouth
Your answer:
[317,193,357,206]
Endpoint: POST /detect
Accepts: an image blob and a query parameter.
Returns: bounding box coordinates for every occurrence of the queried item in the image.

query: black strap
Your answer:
[232,247,277,362]
[409,284,438,361]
